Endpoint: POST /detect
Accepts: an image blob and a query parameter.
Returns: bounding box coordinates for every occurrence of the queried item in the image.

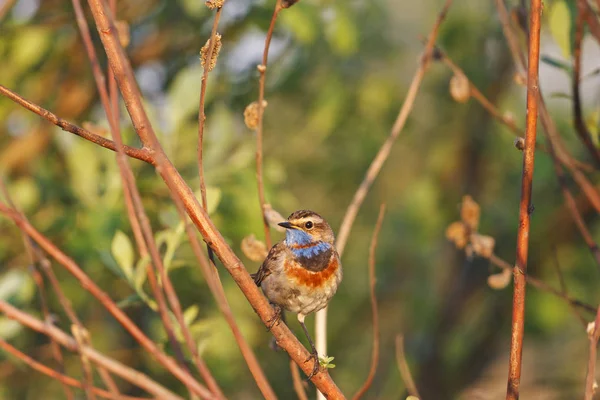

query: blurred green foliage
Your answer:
[0,0,599,398]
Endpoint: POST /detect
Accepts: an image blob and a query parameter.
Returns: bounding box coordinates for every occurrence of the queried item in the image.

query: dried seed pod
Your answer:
[243,100,268,130]
[471,233,495,258]
[200,33,222,72]
[241,234,268,262]
[445,221,468,249]
[449,72,470,103]
[205,0,225,9]
[460,195,480,231]
[264,204,286,232]
[487,268,512,290]
[115,20,130,48]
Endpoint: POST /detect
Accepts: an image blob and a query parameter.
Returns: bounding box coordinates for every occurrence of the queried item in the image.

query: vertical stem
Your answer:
[506,1,542,399]
[255,0,283,249]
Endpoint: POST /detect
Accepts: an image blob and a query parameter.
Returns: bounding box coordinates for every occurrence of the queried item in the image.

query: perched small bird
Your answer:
[252,210,343,379]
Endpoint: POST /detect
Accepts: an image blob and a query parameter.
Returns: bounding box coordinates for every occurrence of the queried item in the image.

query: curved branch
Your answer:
[352,205,385,400]
[0,339,146,400]
[0,301,183,400]
[85,0,343,394]
[0,85,154,164]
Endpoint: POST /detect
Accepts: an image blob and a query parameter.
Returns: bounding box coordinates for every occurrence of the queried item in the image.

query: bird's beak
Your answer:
[278,221,296,229]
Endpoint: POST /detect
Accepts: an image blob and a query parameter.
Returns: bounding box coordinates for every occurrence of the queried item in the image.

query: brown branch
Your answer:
[581,0,600,45]
[0,85,153,164]
[290,360,308,400]
[1,179,116,399]
[0,0,17,21]
[177,210,277,399]
[85,0,344,394]
[352,205,385,400]
[495,0,600,214]
[437,48,594,173]
[507,1,542,398]
[584,307,600,400]
[0,205,213,399]
[546,138,600,272]
[71,0,222,395]
[336,0,454,257]
[0,179,75,400]
[489,254,596,314]
[197,6,223,211]
[573,0,600,166]
[254,0,284,249]
[0,339,148,400]
[0,300,183,400]
[394,335,421,399]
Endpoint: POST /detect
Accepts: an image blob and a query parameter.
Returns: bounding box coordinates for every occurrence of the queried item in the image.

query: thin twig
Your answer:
[580,0,600,45]
[495,0,600,214]
[336,0,454,257]
[290,360,308,400]
[0,339,147,400]
[0,300,184,400]
[573,0,600,166]
[327,4,453,395]
[489,254,597,314]
[73,0,221,394]
[0,179,74,400]
[254,0,284,250]
[352,204,385,400]
[395,335,421,399]
[0,205,213,399]
[546,135,600,272]
[0,85,153,164]
[197,6,223,211]
[550,248,587,326]
[506,1,542,398]
[85,0,344,393]
[436,48,594,173]
[584,307,600,400]
[0,0,17,21]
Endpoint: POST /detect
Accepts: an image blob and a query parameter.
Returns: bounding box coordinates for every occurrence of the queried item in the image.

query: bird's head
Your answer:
[279,210,335,246]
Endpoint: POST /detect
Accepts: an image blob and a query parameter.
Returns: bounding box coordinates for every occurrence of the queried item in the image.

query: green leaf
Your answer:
[111,230,135,281]
[319,355,336,368]
[540,55,572,73]
[0,270,33,302]
[134,254,151,292]
[183,305,199,326]
[117,293,145,309]
[280,4,318,44]
[325,6,358,56]
[0,317,22,340]
[548,0,572,58]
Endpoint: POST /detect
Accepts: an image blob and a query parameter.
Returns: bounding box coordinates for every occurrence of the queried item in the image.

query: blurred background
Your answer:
[1,0,599,398]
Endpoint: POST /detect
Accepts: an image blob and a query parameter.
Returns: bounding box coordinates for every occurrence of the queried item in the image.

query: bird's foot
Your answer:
[304,350,321,380]
[266,304,282,331]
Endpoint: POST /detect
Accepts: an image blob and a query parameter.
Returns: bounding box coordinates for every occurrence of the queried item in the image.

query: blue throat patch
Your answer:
[285,229,331,258]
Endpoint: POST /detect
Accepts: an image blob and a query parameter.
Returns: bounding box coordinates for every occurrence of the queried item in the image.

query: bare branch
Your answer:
[507,2,542,397]
[0,300,183,400]
[352,204,385,400]
[395,335,421,399]
[0,338,147,400]
[0,85,153,164]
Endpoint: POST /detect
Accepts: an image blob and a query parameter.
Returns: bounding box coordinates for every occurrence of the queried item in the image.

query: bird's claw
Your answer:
[266,305,282,331]
[304,350,321,380]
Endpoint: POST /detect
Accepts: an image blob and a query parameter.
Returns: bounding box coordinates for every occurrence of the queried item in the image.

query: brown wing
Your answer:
[251,242,285,286]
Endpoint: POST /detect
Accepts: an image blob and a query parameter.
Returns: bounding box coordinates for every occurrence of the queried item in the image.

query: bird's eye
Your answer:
[305,221,314,229]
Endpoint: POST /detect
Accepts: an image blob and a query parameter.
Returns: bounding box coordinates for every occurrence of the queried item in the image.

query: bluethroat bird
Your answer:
[251,210,343,379]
